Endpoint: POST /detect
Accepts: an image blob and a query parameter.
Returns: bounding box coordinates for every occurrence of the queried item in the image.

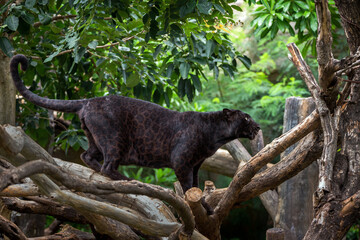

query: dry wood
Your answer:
[315,0,335,90]
[44,219,63,236]
[185,187,220,240]
[0,55,16,125]
[287,43,340,199]
[213,109,320,222]
[0,183,40,197]
[266,228,285,240]
[275,97,318,240]
[0,214,27,240]
[206,130,322,208]
[201,149,238,177]
[29,224,95,240]
[224,139,251,168]
[1,197,87,223]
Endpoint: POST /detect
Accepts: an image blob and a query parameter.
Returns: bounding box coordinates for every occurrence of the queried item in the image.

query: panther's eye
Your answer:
[245,117,249,122]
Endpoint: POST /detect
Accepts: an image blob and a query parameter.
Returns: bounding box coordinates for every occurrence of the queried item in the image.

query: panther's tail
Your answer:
[10,54,85,113]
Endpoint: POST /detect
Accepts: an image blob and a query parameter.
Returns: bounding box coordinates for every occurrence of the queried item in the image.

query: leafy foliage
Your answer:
[194,34,311,141]
[246,0,341,56]
[119,166,177,189]
[1,0,252,149]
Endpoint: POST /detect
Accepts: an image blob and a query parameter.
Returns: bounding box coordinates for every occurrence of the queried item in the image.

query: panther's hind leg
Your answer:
[80,119,103,172]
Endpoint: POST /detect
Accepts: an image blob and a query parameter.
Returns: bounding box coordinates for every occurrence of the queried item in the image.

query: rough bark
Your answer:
[287,1,360,239]
[29,224,95,240]
[0,54,15,125]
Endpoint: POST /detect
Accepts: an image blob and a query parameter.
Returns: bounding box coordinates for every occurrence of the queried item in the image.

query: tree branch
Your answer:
[287,43,340,198]
[213,109,320,222]
[33,15,77,27]
[206,130,322,208]
[0,214,26,240]
[315,0,336,90]
[1,197,87,223]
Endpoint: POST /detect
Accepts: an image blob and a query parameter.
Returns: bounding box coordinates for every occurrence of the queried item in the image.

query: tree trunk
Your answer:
[275,97,318,240]
[302,1,360,239]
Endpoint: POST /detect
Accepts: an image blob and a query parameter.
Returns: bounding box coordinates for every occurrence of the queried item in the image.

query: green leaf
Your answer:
[213,34,222,44]
[88,40,98,49]
[0,37,14,57]
[150,19,159,39]
[74,47,86,63]
[238,55,251,69]
[25,0,36,8]
[214,65,219,79]
[214,3,226,14]
[125,72,140,88]
[5,15,19,31]
[185,79,194,102]
[310,14,318,32]
[206,40,215,58]
[177,78,185,98]
[231,5,242,12]
[38,13,52,25]
[197,0,212,15]
[190,74,202,91]
[21,12,35,25]
[36,63,45,76]
[166,63,174,78]
[261,0,271,11]
[190,57,207,65]
[179,62,190,79]
[180,0,196,18]
[38,0,48,5]
[153,44,162,59]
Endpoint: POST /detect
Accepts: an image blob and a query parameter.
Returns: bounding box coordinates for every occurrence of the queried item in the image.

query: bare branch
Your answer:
[213,109,320,221]
[287,43,341,197]
[315,0,336,90]
[341,190,360,217]
[1,197,87,223]
[33,15,77,27]
[207,130,322,208]
[0,215,26,240]
[30,225,95,240]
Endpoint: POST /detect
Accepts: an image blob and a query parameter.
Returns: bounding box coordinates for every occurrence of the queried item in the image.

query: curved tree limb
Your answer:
[0,214,26,240]
[205,130,322,208]
[287,43,341,199]
[213,109,320,222]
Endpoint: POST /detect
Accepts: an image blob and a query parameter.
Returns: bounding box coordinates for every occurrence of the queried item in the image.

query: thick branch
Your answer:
[0,215,26,240]
[287,43,340,197]
[0,159,197,237]
[1,197,87,223]
[213,109,320,221]
[207,130,322,208]
[315,0,335,90]
[0,183,40,197]
[30,225,95,240]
